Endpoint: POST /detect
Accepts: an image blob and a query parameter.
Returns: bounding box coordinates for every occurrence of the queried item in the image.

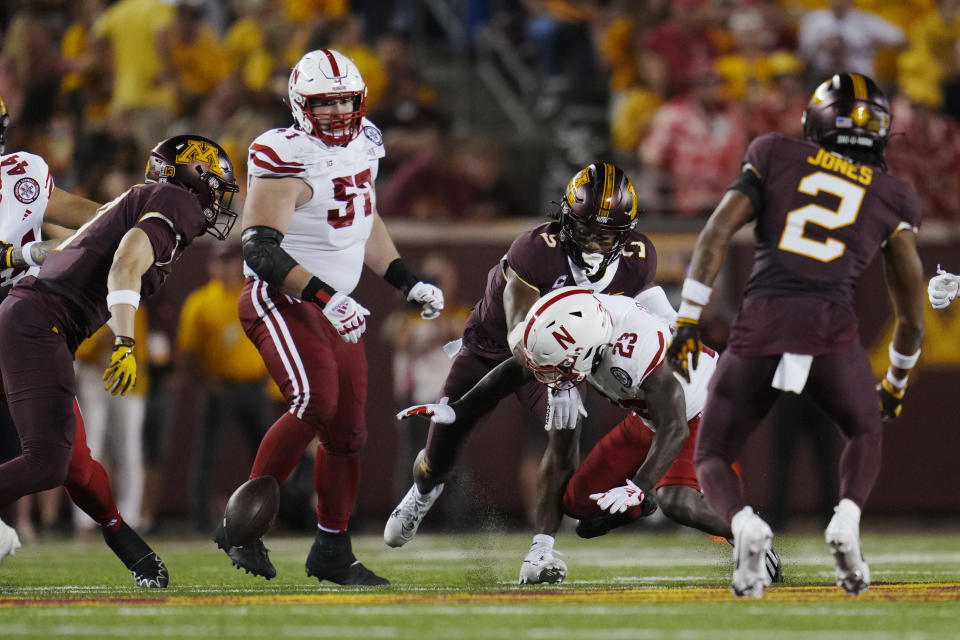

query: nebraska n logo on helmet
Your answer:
[801,72,892,167]
[521,287,614,389]
[557,162,641,277]
[288,49,368,147]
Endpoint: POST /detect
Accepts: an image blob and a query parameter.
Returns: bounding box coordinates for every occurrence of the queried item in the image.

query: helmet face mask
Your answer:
[145,135,240,240]
[520,287,614,390]
[801,73,891,166]
[558,163,640,276]
[289,49,367,146]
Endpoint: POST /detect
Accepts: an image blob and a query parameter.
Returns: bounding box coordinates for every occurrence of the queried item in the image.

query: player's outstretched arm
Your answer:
[878,229,925,419]
[667,190,755,381]
[629,364,690,490]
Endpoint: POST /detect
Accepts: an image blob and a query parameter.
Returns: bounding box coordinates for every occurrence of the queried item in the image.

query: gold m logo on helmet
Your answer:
[175,140,224,177]
[566,168,591,205]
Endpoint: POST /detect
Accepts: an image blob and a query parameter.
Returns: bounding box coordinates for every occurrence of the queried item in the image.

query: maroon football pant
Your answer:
[694,345,882,523]
[563,412,701,520]
[239,279,367,531]
[0,292,121,526]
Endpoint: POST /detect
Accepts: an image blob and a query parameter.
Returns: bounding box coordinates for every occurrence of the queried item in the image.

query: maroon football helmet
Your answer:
[801,73,891,166]
[557,162,640,276]
[145,135,240,240]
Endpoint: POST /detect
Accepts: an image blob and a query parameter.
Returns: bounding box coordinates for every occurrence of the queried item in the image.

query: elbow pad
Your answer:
[241,225,298,286]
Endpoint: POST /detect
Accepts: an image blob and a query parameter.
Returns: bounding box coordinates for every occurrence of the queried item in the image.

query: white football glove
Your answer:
[323,292,370,343]
[590,479,645,514]
[545,386,587,431]
[396,396,456,424]
[928,266,960,310]
[407,281,444,320]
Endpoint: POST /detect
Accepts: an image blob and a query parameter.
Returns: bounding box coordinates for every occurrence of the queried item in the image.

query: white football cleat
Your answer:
[518,545,567,585]
[731,507,773,598]
[384,483,444,548]
[0,517,22,566]
[825,510,870,596]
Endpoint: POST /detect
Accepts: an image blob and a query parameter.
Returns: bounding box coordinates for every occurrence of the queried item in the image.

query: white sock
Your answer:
[531,534,555,551]
[836,498,861,525]
[730,506,755,536]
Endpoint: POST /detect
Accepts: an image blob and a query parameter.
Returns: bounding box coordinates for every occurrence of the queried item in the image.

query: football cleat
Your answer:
[306,529,389,586]
[765,545,784,584]
[825,511,870,596]
[102,521,169,588]
[731,508,773,598]
[0,517,22,566]
[384,483,444,548]
[575,510,637,539]
[518,544,567,585]
[214,521,276,580]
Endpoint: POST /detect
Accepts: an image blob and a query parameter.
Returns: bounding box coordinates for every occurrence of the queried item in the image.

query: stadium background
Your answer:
[2,0,960,534]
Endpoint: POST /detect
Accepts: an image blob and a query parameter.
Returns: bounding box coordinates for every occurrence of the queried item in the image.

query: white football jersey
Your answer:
[588,294,717,430]
[245,119,386,295]
[0,150,52,288]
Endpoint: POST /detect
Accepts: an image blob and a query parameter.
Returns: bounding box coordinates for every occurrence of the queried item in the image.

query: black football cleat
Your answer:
[766,545,784,584]
[102,521,169,588]
[214,521,277,580]
[305,530,389,586]
[575,511,638,539]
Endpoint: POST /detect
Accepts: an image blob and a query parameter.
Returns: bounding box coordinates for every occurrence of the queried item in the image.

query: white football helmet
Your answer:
[288,49,367,146]
[520,287,613,389]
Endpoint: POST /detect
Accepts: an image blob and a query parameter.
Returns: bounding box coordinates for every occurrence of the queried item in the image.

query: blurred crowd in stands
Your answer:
[3,0,960,224]
[3,0,960,536]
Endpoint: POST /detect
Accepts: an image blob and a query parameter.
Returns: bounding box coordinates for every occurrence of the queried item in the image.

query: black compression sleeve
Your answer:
[241,225,298,286]
[383,258,420,295]
[727,168,763,211]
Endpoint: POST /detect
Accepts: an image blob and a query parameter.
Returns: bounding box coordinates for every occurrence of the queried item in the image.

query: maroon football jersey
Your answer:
[462,221,657,359]
[16,183,206,348]
[727,133,922,356]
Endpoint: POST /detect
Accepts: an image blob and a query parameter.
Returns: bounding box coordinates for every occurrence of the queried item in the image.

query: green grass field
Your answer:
[2,525,959,640]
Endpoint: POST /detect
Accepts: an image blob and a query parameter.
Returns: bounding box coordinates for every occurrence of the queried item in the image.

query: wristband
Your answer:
[21,241,40,267]
[888,344,920,369]
[106,289,141,310]
[885,368,908,390]
[681,278,712,305]
[114,336,135,348]
[383,258,419,295]
[301,276,336,308]
[677,300,703,322]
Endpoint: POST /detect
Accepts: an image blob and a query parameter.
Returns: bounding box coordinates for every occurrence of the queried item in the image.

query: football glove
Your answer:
[666,318,701,383]
[396,396,456,424]
[877,378,905,421]
[928,267,959,310]
[407,281,444,320]
[590,479,646,514]
[103,336,137,396]
[545,386,587,431]
[322,292,370,343]
[1,240,14,268]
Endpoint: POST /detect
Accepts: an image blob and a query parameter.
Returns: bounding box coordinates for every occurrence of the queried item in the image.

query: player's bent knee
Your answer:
[656,485,697,521]
[21,439,71,491]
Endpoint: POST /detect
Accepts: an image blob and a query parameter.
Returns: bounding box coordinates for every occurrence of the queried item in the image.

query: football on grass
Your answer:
[223,475,279,547]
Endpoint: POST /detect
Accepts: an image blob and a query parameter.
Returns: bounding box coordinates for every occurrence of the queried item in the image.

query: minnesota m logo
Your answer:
[175,140,224,177]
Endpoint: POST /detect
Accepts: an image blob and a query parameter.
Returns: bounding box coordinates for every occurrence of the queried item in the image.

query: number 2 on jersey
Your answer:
[327,169,373,229]
[778,171,864,262]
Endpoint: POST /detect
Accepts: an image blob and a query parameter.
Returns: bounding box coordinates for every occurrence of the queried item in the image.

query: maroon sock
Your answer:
[314,447,358,531]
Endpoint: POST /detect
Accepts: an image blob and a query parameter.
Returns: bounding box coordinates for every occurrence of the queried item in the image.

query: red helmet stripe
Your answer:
[321,49,341,77]
[523,287,594,347]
